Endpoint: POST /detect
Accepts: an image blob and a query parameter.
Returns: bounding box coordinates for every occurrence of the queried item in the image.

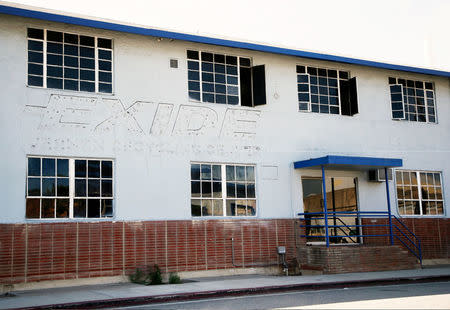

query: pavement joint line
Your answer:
[7,274,450,310]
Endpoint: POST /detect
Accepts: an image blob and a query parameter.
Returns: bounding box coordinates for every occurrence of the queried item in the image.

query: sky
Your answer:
[4,0,450,71]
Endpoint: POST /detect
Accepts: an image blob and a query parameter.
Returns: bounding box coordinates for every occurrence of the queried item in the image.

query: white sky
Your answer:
[4,0,450,71]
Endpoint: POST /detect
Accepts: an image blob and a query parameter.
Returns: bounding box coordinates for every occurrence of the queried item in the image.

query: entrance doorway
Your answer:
[302,177,359,244]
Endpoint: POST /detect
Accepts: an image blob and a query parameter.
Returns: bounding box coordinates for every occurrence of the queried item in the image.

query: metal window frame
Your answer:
[26,28,114,94]
[190,162,257,218]
[390,84,406,120]
[26,155,115,220]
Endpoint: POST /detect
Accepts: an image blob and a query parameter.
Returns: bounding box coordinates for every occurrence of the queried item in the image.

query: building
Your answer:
[0,3,448,289]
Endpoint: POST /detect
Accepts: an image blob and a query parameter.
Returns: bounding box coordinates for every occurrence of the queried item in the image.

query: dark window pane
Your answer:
[311,104,319,112]
[246,166,255,181]
[307,67,317,75]
[80,35,94,46]
[28,51,43,63]
[226,65,237,75]
[80,58,95,69]
[239,57,251,67]
[425,82,433,90]
[98,49,112,60]
[42,158,55,176]
[41,199,55,218]
[99,83,112,93]
[319,105,329,113]
[215,73,225,83]
[75,160,86,177]
[227,96,239,105]
[101,199,113,217]
[214,54,225,63]
[236,183,246,198]
[65,65,79,76]
[227,75,238,85]
[47,54,63,66]
[388,77,396,84]
[88,179,101,197]
[191,164,200,180]
[187,50,199,60]
[28,28,44,40]
[298,93,309,102]
[339,71,349,79]
[297,74,308,83]
[227,182,236,198]
[64,44,78,56]
[214,63,225,73]
[47,66,63,78]
[213,182,222,198]
[28,75,43,86]
[80,81,95,92]
[202,72,213,82]
[212,165,221,181]
[226,166,235,181]
[102,180,113,197]
[201,164,211,180]
[188,70,199,81]
[64,79,78,91]
[99,61,111,71]
[226,55,237,65]
[47,42,62,54]
[28,40,43,51]
[201,52,213,61]
[97,38,112,49]
[318,68,327,77]
[188,61,199,70]
[296,65,305,73]
[202,82,214,92]
[28,178,41,196]
[74,199,86,217]
[80,69,95,81]
[64,33,78,44]
[75,179,86,197]
[57,178,69,196]
[191,181,200,197]
[98,71,112,83]
[88,199,100,217]
[201,181,212,197]
[407,80,414,87]
[328,70,337,78]
[80,47,94,58]
[189,91,200,101]
[330,106,339,114]
[236,166,246,181]
[42,178,55,196]
[189,81,200,91]
[247,183,255,198]
[216,84,226,94]
[64,56,78,68]
[28,158,41,176]
[26,198,40,218]
[102,161,113,178]
[298,83,309,92]
[191,200,201,216]
[47,31,63,42]
[56,199,69,218]
[202,62,213,72]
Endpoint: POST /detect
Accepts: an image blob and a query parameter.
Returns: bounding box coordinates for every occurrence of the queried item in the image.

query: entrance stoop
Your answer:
[298,245,421,274]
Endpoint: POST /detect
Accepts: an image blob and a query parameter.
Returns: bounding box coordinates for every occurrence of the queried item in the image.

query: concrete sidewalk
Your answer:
[1,267,449,309]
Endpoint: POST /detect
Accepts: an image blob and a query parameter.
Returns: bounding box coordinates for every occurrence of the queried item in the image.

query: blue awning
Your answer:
[293,155,402,171]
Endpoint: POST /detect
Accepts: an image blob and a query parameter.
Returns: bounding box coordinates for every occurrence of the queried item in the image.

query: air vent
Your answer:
[170,59,178,69]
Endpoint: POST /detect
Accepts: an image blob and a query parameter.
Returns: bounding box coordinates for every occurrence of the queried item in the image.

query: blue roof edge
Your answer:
[293,155,403,169]
[1,4,449,78]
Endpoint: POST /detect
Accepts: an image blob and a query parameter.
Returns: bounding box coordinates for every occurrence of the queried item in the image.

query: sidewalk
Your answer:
[1,267,449,309]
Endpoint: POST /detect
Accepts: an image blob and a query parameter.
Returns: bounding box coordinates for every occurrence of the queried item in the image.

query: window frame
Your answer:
[25,155,115,220]
[27,27,114,95]
[394,169,445,217]
[388,77,437,124]
[190,162,257,218]
[186,49,252,106]
[296,63,352,116]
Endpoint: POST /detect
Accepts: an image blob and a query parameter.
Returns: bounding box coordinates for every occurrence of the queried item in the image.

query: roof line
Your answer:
[1,4,449,78]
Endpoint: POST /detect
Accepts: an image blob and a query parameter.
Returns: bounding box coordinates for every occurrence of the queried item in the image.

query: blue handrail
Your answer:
[298,211,422,265]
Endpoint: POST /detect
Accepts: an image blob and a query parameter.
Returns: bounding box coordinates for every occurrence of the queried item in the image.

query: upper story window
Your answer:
[26,156,114,219]
[388,77,436,123]
[296,65,358,116]
[190,163,256,217]
[187,50,266,107]
[27,28,113,94]
[395,170,444,216]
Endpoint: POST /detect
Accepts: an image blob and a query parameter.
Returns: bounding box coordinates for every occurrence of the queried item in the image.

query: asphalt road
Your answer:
[117,281,450,309]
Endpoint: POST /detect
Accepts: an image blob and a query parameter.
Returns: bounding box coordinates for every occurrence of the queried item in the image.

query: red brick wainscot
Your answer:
[0,219,296,285]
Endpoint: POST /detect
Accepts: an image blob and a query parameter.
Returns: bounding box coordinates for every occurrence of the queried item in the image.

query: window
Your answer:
[395,170,444,216]
[26,157,113,219]
[191,163,256,217]
[27,28,113,93]
[187,50,266,107]
[388,77,436,123]
[296,65,358,116]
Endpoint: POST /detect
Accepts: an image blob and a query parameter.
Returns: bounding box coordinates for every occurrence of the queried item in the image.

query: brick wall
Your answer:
[362,217,449,259]
[0,219,295,285]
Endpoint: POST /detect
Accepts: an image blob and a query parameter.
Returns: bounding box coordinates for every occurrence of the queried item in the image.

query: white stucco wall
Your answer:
[0,15,449,223]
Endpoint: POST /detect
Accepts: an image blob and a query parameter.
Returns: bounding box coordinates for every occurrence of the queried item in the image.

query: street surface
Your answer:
[117,281,450,309]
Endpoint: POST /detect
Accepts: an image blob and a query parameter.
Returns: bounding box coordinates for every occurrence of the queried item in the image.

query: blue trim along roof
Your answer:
[294,155,403,170]
[1,4,449,78]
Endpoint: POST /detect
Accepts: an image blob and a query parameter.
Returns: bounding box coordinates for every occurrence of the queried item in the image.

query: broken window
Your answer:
[27,28,113,93]
[26,156,114,219]
[187,50,266,107]
[296,65,358,116]
[191,163,256,217]
[388,77,436,123]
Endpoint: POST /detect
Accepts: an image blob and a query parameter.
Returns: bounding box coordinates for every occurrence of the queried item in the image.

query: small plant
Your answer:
[168,272,182,284]
[148,264,163,285]
[129,267,147,284]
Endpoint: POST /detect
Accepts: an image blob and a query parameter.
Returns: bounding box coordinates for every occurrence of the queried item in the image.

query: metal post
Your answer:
[321,165,330,247]
[385,167,394,245]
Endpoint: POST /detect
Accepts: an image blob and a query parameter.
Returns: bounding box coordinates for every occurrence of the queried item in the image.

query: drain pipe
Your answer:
[231,238,283,269]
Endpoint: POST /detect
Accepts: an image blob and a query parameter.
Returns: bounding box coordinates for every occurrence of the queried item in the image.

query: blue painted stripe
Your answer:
[293,155,402,169]
[1,4,450,78]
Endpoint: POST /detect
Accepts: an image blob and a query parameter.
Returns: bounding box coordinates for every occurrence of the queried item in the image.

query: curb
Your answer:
[13,275,450,309]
